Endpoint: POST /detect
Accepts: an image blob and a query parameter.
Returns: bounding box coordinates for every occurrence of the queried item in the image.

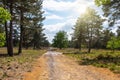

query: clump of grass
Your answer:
[0,48,46,64]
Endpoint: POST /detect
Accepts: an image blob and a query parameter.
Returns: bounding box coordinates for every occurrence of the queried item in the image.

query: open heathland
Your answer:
[59,48,120,74]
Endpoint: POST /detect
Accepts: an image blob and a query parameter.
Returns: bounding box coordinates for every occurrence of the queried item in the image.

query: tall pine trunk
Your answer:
[8,1,13,56]
[18,10,23,54]
[78,37,82,51]
[88,28,92,53]
[3,1,12,56]
[87,25,92,53]
[4,22,10,55]
[4,3,11,56]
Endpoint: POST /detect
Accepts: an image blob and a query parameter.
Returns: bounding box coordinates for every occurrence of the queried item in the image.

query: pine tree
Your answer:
[0,0,46,56]
[73,8,103,53]
[95,0,120,27]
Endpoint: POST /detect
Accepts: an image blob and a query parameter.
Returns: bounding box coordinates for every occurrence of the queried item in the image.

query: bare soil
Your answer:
[23,51,120,80]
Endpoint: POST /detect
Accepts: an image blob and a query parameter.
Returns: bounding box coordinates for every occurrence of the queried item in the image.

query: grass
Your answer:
[61,48,120,74]
[0,48,46,64]
[0,47,46,79]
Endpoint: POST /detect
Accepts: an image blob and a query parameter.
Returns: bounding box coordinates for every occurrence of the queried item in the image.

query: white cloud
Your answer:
[44,17,76,32]
[43,0,94,14]
[67,30,74,40]
[43,0,72,11]
[47,14,63,20]
[44,22,65,32]
[45,33,55,43]
[44,11,51,15]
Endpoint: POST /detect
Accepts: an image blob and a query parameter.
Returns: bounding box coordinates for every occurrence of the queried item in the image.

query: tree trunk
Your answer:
[88,28,93,53]
[3,1,12,56]
[5,22,10,55]
[78,37,82,51]
[8,2,13,56]
[88,34,93,53]
[18,10,23,54]
[88,45,91,53]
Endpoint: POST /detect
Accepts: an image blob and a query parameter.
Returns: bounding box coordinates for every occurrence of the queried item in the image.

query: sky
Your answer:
[42,0,103,43]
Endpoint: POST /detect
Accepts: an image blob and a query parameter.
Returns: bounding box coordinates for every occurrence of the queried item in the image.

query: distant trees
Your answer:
[72,1,120,52]
[52,31,68,49]
[100,29,115,49]
[94,0,120,51]
[107,37,120,52]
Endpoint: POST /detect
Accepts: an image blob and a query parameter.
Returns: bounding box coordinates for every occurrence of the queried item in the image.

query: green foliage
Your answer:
[0,48,45,64]
[64,49,120,73]
[32,27,48,49]
[73,7,103,52]
[0,33,5,47]
[52,31,68,49]
[107,37,120,51]
[94,0,110,6]
[0,7,11,23]
[95,0,120,27]
[20,0,46,49]
[72,16,86,49]
[99,29,115,49]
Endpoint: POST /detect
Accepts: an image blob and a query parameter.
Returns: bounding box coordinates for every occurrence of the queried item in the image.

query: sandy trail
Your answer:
[23,51,119,80]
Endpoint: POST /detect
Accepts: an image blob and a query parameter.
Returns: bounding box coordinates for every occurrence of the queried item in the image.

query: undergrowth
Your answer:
[62,49,120,74]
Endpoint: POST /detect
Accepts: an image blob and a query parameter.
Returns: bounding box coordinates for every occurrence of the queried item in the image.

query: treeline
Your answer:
[0,0,49,56]
[52,1,120,53]
[72,0,120,53]
[71,7,119,53]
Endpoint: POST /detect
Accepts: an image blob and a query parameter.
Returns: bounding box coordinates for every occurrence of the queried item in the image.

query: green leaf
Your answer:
[0,7,11,24]
[0,33,6,47]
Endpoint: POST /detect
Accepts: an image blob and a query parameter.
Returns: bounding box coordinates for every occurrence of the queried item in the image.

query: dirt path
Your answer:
[23,51,119,80]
